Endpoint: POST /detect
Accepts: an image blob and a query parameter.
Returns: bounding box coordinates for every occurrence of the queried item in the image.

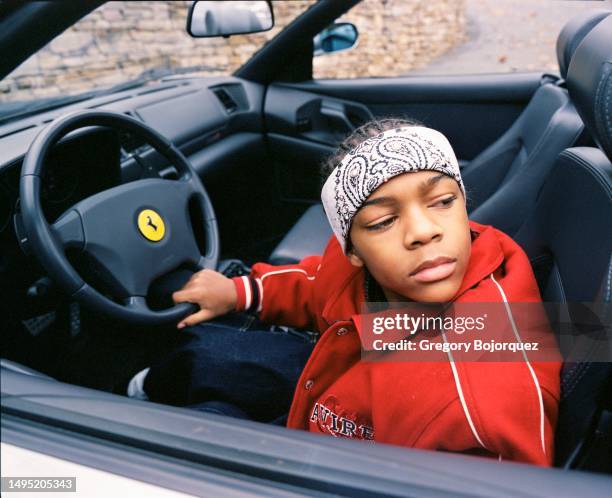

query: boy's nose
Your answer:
[402,212,442,249]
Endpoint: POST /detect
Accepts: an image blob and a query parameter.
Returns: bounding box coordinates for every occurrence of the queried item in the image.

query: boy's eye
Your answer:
[431,195,457,208]
[366,216,396,231]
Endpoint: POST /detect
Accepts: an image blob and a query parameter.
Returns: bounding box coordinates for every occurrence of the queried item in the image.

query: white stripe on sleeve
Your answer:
[255,278,263,312]
[241,275,252,310]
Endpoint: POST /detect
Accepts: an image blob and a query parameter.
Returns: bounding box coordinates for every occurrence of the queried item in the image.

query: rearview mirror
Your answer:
[187,0,274,38]
[314,22,359,57]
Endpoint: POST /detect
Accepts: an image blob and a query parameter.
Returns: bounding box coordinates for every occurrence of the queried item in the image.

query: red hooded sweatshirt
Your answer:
[232,221,561,466]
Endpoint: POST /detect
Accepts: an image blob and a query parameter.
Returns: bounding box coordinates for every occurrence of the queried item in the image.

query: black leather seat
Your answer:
[269,9,610,265]
[513,15,612,471]
[270,204,332,266]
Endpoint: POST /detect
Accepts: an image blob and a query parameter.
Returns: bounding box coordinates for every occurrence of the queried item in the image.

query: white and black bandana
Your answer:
[321,126,465,254]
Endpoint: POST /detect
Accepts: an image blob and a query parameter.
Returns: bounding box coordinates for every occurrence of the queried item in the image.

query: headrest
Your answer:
[556,9,610,80]
[566,15,612,161]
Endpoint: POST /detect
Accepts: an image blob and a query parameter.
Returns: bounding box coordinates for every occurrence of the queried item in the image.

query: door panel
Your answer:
[265,85,374,147]
[264,72,542,203]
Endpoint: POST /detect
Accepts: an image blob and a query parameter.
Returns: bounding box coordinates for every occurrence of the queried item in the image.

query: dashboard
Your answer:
[0,76,262,227]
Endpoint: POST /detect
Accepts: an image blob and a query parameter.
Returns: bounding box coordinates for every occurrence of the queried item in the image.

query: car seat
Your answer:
[513,15,612,471]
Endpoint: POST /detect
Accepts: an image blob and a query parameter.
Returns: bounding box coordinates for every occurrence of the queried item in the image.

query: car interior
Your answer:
[1,0,611,482]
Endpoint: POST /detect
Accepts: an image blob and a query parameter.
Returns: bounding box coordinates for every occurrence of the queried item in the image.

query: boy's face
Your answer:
[348,171,471,302]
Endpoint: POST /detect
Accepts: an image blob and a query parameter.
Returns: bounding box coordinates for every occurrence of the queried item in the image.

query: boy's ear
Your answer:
[347,247,365,268]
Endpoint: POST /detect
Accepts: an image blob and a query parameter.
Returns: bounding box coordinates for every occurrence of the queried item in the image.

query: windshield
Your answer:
[0,1,315,112]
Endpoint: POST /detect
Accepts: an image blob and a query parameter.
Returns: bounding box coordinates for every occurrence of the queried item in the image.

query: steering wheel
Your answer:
[19,110,219,325]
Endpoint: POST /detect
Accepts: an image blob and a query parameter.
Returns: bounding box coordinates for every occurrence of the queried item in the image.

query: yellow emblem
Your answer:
[137,209,165,242]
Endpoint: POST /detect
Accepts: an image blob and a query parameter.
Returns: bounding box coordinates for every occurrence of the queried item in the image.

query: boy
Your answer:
[131,120,561,465]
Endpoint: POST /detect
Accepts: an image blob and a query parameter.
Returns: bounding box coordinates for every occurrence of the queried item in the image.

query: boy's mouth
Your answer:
[409,256,457,283]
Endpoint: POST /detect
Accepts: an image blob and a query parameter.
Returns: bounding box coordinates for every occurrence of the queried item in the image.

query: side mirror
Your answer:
[314,22,359,57]
[187,0,274,38]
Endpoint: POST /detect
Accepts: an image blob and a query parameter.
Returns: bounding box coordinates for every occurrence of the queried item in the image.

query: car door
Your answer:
[264,72,540,203]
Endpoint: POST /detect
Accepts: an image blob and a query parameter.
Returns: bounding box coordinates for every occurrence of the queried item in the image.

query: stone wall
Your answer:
[1,0,466,102]
[314,0,467,78]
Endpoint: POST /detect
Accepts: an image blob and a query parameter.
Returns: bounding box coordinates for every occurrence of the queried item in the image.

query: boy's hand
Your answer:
[172,269,237,329]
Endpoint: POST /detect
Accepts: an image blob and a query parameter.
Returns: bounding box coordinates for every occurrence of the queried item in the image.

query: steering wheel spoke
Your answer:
[196,254,217,270]
[124,295,149,311]
[51,209,85,250]
[176,175,198,196]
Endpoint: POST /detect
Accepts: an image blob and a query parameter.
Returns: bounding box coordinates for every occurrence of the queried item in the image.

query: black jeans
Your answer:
[143,313,316,424]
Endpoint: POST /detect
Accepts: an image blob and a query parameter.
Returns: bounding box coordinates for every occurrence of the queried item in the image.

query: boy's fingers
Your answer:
[172,288,200,304]
[177,309,216,329]
[171,290,187,303]
[186,271,205,285]
[178,271,206,292]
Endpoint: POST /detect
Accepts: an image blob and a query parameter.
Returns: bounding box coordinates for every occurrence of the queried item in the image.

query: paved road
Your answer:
[412,0,612,75]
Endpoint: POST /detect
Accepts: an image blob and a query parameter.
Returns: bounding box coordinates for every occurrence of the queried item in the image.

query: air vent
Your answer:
[213,88,238,114]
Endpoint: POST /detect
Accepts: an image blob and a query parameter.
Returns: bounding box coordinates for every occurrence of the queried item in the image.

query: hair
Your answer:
[320,117,424,184]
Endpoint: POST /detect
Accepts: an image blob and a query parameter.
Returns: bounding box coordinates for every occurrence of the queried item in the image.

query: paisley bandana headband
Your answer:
[321,126,465,254]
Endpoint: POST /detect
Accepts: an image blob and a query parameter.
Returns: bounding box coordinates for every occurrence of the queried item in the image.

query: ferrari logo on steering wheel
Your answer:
[137,209,166,242]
